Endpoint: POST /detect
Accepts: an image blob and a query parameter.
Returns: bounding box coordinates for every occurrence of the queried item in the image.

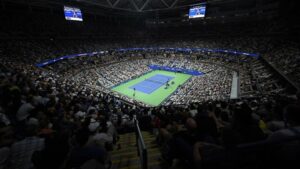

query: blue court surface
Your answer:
[129,74,175,94]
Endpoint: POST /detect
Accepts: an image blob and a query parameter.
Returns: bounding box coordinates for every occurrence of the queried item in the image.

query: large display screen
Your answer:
[189,6,206,18]
[64,6,83,21]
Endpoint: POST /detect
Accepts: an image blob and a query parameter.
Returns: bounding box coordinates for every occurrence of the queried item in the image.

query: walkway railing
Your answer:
[134,117,148,169]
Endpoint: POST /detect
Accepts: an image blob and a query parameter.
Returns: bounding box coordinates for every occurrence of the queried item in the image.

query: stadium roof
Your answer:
[4,0,278,16]
[78,0,207,12]
[5,0,210,12]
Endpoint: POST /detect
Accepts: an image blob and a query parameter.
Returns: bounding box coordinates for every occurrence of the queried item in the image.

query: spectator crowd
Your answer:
[0,38,299,169]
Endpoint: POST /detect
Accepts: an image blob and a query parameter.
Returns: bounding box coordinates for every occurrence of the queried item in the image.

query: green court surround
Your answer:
[112,70,191,106]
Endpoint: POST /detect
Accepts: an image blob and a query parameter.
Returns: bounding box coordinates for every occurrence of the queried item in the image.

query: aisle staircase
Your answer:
[111,131,165,169]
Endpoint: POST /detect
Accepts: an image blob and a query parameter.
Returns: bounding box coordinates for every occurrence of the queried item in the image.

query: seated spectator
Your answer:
[267,104,300,142]
[10,123,45,169]
[0,126,14,169]
[265,104,300,169]
[161,116,219,167]
[193,141,227,169]
[87,118,114,150]
[222,103,266,147]
[32,132,70,169]
[68,128,109,168]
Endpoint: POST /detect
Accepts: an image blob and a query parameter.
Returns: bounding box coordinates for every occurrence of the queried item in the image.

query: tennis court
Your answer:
[112,70,192,106]
[129,74,175,94]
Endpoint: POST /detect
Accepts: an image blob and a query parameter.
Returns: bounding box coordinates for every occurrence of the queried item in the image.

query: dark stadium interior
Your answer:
[0,0,300,169]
